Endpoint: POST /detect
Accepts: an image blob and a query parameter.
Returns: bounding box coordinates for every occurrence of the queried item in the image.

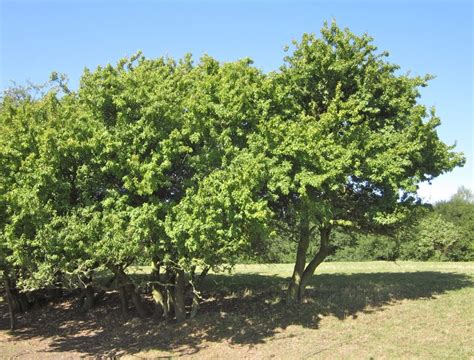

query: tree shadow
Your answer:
[1,271,472,357]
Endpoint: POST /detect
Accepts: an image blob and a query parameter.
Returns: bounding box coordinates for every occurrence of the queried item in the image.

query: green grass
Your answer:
[1,262,473,359]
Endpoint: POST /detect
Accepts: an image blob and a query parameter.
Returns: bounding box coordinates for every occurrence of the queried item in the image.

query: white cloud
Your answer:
[417,181,459,203]
[418,179,473,204]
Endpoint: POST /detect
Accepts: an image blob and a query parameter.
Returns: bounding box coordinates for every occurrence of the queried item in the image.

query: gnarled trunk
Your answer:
[118,285,129,316]
[287,215,311,304]
[150,259,168,318]
[287,224,331,304]
[189,266,208,319]
[113,266,148,317]
[152,286,168,318]
[79,275,94,312]
[81,285,95,312]
[129,286,148,318]
[174,269,186,322]
[298,227,330,300]
[4,278,17,330]
[194,266,210,288]
[190,293,199,319]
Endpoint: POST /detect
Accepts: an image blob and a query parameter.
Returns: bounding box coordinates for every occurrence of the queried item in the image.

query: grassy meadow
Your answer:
[1,261,473,359]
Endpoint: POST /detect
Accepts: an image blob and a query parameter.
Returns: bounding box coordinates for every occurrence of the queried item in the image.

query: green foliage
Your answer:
[0,21,466,315]
[399,188,474,261]
[263,21,463,232]
[0,53,268,294]
[166,151,270,270]
[329,233,399,261]
[435,187,474,260]
[400,213,461,261]
[245,21,464,301]
[329,188,473,262]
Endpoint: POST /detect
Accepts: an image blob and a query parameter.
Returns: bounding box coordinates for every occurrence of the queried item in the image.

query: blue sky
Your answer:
[1,0,472,202]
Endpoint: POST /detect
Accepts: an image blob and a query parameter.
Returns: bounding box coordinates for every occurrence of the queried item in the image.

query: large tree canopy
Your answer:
[0,52,269,323]
[252,22,464,302]
[0,22,464,327]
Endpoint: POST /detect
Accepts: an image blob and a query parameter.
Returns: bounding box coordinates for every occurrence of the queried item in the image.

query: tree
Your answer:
[0,52,269,322]
[254,22,465,303]
[69,53,267,319]
[0,21,466,323]
[408,213,463,260]
[428,187,473,260]
[0,82,90,327]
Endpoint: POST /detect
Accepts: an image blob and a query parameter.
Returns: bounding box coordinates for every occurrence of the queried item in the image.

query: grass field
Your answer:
[1,262,473,359]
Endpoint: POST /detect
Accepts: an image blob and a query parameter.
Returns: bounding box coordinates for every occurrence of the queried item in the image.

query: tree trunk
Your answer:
[118,285,129,316]
[5,276,29,314]
[4,278,17,330]
[287,215,311,304]
[174,269,186,322]
[298,227,331,301]
[114,266,147,318]
[129,286,148,318]
[152,286,167,318]
[150,259,166,318]
[164,270,176,318]
[195,267,210,288]
[190,292,199,319]
[14,290,29,313]
[189,266,208,319]
[111,267,130,316]
[81,285,95,312]
[167,286,175,318]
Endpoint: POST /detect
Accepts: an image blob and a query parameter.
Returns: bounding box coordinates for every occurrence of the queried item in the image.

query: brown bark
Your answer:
[5,276,29,313]
[152,286,167,318]
[81,285,95,312]
[167,286,175,318]
[164,271,176,318]
[287,215,311,304]
[129,286,148,318]
[118,285,129,316]
[174,269,186,322]
[4,278,17,330]
[190,293,199,319]
[188,266,208,319]
[111,266,129,316]
[113,266,148,318]
[17,292,29,312]
[195,267,210,288]
[287,221,331,304]
[151,259,166,318]
[298,227,331,300]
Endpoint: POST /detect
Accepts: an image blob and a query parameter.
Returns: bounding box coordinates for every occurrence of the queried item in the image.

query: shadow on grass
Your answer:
[1,271,472,357]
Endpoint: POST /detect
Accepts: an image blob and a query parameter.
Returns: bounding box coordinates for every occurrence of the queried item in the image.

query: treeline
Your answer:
[0,22,464,329]
[250,187,473,263]
[335,187,474,262]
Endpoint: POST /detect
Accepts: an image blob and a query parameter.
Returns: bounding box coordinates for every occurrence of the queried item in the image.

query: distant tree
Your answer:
[405,213,463,260]
[436,187,474,240]
[430,187,473,260]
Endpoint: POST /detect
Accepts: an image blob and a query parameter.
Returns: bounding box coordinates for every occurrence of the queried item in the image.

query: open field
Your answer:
[1,262,473,359]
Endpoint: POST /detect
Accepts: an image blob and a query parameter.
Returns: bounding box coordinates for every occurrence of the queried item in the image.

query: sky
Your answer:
[1,0,472,203]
